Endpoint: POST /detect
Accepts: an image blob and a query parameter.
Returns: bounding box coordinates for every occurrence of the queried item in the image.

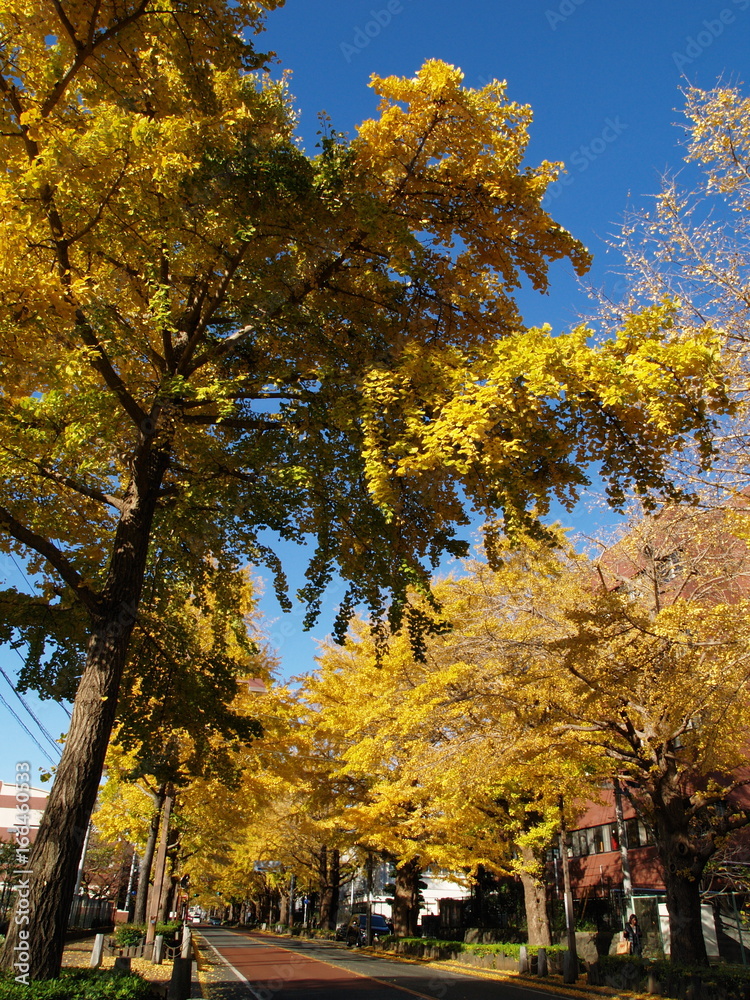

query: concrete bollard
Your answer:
[90,933,105,969]
[153,934,165,965]
[168,955,192,1000]
[587,961,602,986]
[181,926,192,959]
[518,945,529,973]
[646,972,661,994]
[537,948,548,977]
[563,949,578,984]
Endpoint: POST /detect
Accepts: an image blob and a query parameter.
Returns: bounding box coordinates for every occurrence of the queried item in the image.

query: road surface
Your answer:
[198,927,579,1000]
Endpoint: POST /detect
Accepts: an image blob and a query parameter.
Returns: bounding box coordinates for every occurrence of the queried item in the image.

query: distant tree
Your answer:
[429,519,750,966]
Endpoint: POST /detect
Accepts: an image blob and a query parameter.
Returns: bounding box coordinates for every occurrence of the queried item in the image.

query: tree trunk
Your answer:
[133,785,167,925]
[649,769,712,967]
[518,843,551,946]
[157,868,176,925]
[392,858,421,937]
[660,839,709,965]
[318,846,341,930]
[0,444,171,980]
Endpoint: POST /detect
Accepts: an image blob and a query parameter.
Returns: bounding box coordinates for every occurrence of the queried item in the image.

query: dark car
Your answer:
[207,916,222,926]
[344,913,391,947]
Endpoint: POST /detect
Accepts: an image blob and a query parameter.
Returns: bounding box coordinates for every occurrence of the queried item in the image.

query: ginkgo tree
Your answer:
[0,0,734,979]
[603,82,750,497]
[307,584,604,945]
[422,518,750,967]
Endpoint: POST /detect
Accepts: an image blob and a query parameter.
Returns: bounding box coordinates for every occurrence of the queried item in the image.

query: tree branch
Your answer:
[0,506,102,616]
[180,415,278,431]
[26,462,124,512]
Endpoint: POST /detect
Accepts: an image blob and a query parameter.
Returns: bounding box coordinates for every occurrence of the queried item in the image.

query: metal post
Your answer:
[559,799,578,984]
[73,822,92,897]
[366,854,373,946]
[613,778,634,920]
[125,849,138,918]
[731,892,747,967]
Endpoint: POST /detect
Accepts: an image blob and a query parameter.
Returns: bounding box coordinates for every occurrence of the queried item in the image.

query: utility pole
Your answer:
[125,850,138,919]
[559,798,578,984]
[613,778,634,923]
[73,821,92,897]
[146,785,173,945]
[365,853,373,946]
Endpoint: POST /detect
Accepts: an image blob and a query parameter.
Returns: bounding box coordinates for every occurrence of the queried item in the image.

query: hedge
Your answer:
[0,969,158,1000]
[114,922,181,947]
[388,937,565,958]
[597,954,750,1000]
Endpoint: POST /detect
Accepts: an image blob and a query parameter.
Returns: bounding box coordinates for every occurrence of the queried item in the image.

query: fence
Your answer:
[68,894,116,929]
[0,885,114,931]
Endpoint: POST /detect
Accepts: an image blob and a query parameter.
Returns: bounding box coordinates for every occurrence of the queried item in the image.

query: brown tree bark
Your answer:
[157,868,176,925]
[0,443,171,980]
[663,865,706,965]
[652,795,711,966]
[518,843,551,946]
[392,858,421,937]
[133,785,167,925]
[318,846,341,930]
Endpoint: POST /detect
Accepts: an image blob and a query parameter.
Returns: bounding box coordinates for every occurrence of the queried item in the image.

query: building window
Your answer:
[625,818,641,848]
[570,824,617,857]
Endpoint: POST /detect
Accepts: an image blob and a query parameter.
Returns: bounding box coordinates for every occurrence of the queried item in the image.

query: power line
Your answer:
[8,552,36,600]
[3,552,73,719]
[5,642,72,719]
[0,664,62,757]
[0,689,57,767]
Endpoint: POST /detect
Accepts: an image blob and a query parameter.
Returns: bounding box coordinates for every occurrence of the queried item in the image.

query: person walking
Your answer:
[623,913,642,955]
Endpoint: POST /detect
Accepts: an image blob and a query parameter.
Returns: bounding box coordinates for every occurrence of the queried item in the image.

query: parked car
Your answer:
[344,913,391,947]
[208,916,222,926]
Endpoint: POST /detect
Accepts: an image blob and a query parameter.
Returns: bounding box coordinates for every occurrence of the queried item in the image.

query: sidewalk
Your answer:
[62,933,200,998]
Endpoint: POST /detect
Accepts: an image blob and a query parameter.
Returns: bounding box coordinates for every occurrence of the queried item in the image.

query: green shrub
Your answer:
[575,918,598,932]
[0,968,157,999]
[154,922,180,939]
[597,955,750,1000]
[391,937,564,958]
[113,925,145,948]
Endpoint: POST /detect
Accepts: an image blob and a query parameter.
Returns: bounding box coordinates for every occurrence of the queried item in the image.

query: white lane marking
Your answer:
[201,932,267,1000]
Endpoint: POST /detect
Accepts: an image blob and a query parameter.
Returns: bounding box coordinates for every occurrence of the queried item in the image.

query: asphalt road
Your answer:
[199,928,577,1000]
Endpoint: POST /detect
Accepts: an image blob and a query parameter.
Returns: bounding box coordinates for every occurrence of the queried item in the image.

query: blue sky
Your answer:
[1,0,749,781]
